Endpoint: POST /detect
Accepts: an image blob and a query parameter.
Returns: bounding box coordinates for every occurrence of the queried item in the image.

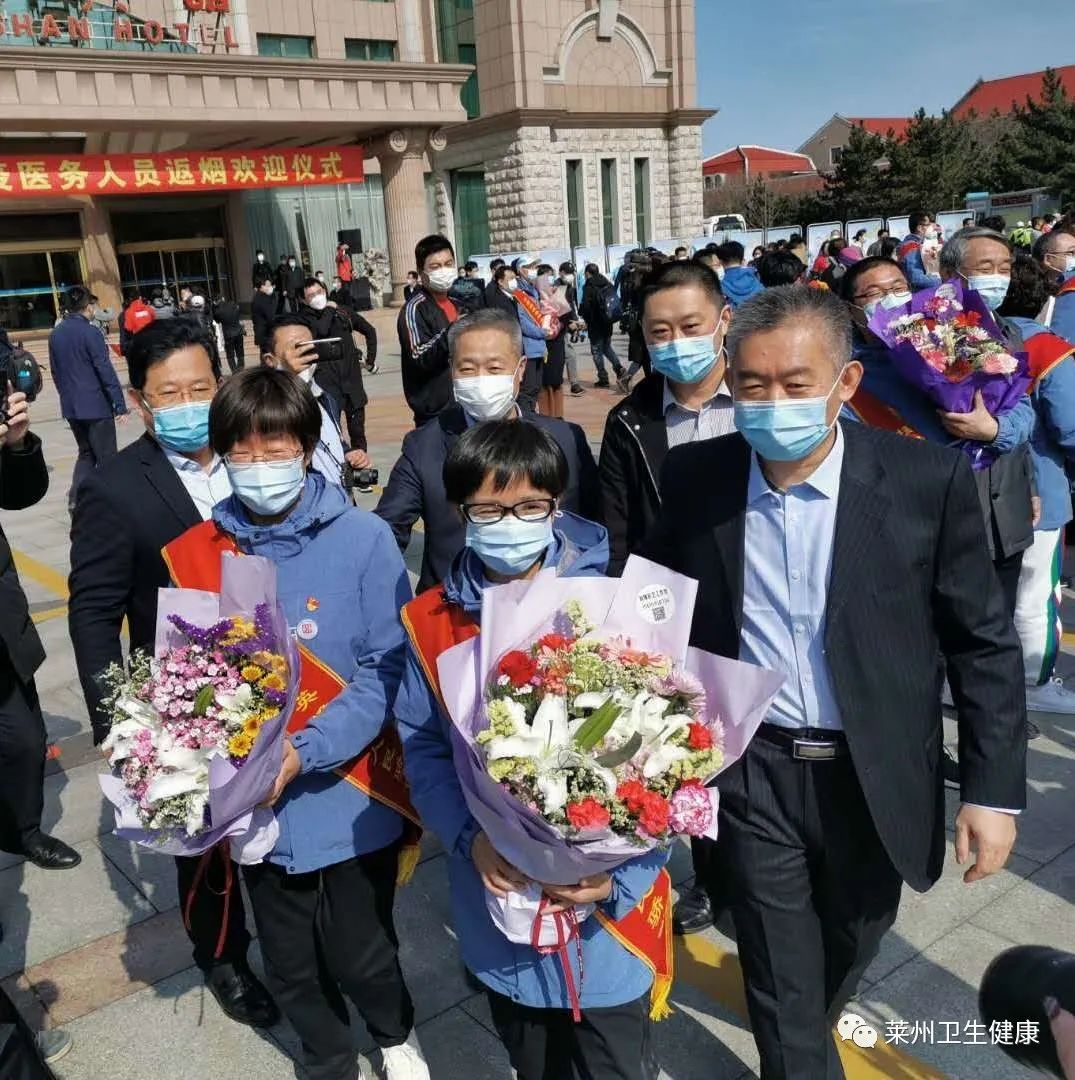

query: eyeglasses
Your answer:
[460,498,556,525]
[852,282,910,303]
[224,451,303,468]
[143,386,214,408]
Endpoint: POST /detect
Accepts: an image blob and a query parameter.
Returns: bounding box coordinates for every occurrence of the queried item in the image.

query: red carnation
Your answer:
[566,797,610,831]
[538,633,575,652]
[498,650,538,688]
[616,779,649,814]
[638,791,671,837]
[687,723,713,751]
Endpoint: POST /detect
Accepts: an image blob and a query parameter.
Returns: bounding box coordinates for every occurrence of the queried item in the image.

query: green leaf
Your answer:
[573,698,622,752]
[193,684,216,717]
[595,731,642,769]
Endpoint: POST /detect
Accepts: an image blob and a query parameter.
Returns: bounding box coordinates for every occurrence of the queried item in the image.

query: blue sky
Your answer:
[696,0,1075,156]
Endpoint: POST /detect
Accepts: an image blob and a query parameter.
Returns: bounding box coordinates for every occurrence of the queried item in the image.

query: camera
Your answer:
[980,945,1075,1077]
[341,462,378,492]
[0,343,43,423]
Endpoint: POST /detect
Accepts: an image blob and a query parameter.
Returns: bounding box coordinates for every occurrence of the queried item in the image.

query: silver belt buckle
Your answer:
[792,739,838,761]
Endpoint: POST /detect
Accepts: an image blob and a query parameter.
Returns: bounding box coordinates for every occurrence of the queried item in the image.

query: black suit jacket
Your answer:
[644,420,1027,892]
[69,434,201,742]
[0,434,49,682]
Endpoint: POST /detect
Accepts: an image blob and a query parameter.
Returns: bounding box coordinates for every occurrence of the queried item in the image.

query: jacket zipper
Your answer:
[616,411,661,504]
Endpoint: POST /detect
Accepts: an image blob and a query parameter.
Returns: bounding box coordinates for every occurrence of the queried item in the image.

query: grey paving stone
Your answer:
[857,922,1027,1080]
[863,846,1037,985]
[49,965,296,1080]
[39,683,92,744]
[37,759,113,847]
[971,843,1075,952]
[95,833,181,914]
[407,1004,513,1080]
[0,841,156,978]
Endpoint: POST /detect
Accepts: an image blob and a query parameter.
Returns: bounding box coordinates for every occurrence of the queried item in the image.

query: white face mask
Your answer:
[288,260,296,267]
[453,367,520,421]
[1049,253,1075,275]
[504,278,519,293]
[427,267,458,292]
[308,293,328,311]
[257,254,265,262]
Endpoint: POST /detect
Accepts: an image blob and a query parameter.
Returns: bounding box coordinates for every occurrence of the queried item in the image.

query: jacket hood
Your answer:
[719,266,763,304]
[213,470,351,558]
[442,510,609,616]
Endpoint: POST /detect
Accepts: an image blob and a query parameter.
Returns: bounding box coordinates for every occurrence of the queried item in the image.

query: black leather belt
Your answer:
[758,722,848,761]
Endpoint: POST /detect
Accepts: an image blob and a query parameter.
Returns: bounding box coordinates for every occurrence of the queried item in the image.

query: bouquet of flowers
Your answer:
[867,280,1031,468]
[437,557,783,944]
[98,554,298,863]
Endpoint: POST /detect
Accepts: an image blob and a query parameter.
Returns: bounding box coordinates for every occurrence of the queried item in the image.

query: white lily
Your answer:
[639,710,695,779]
[485,694,571,762]
[100,696,161,766]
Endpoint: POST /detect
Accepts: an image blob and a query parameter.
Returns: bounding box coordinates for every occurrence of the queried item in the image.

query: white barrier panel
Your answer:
[687,235,710,253]
[573,246,608,277]
[606,244,636,274]
[886,216,910,240]
[846,218,884,250]
[538,248,571,271]
[935,210,970,243]
[807,221,843,264]
[651,237,691,256]
[763,225,801,246]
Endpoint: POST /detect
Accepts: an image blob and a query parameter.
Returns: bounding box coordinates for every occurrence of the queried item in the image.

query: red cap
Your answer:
[124,300,155,334]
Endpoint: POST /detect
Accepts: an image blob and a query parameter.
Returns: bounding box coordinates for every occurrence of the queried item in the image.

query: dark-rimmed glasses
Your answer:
[460,498,556,525]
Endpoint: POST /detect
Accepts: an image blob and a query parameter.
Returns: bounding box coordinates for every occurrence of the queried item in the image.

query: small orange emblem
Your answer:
[306,597,320,612]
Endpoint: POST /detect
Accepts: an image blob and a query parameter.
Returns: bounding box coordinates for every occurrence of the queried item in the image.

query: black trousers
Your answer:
[0,667,46,853]
[994,549,1024,618]
[242,844,413,1080]
[223,335,245,374]
[711,728,903,1080]
[486,990,657,1080]
[67,417,117,508]
[174,848,251,971]
[518,356,543,415]
[344,406,367,452]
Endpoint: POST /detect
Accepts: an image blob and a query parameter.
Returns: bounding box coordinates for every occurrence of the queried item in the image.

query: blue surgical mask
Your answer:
[733,373,843,462]
[226,456,306,517]
[863,291,912,320]
[964,273,1010,311]
[649,332,723,385]
[466,515,554,576]
[152,400,211,453]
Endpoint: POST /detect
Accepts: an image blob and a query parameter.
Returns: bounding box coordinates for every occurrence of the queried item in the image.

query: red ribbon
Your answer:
[182,840,234,962]
[531,897,585,1023]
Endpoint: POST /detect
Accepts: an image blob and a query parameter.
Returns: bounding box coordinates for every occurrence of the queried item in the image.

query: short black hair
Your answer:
[558,261,575,275]
[443,420,569,505]
[415,233,454,273]
[909,210,933,232]
[981,215,1007,234]
[493,264,515,283]
[464,260,479,273]
[406,270,419,280]
[997,254,1053,320]
[838,255,909,303]
[880,237,901,259]
[674,246,688,255]
[757,251,806,287]
[489,258,506,272]
[209,367,321,458]
[303,276,324,293]
[126,317,221,391]
[716,240,745,264]
[263,313,312,357]
[65,285,97,312]
[638,260,724,317]
[787,233,805,248]
[584,263,601,276]
[536,263,554,277]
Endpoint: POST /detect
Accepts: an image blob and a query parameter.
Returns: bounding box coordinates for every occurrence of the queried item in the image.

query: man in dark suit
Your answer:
[68,319,278,1030]
[376,308,601,592]
[0,387,80,870]
[645,286,1027,1079]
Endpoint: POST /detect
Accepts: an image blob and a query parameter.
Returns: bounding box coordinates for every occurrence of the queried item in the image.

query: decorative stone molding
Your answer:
[542,8,671,86]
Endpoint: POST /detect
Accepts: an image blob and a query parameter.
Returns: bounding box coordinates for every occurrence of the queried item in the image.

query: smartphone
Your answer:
[305,337,342,347]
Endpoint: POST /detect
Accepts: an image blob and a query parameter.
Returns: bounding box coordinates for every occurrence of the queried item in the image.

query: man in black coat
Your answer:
[250,278,277,356]
[376,308,601,592]
[0,389,80,870]
[68,319,278,1030]
[644,286,1026,1079]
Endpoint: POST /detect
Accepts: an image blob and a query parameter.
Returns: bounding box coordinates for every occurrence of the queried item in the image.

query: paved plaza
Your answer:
[1,312,1072,1079]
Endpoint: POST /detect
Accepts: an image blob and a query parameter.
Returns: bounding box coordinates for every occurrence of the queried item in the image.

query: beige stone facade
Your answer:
[0,0,709,323]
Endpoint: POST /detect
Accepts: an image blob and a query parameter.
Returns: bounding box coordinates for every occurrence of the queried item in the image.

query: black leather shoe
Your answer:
[673,885,713,935]
[21,833,81,870]
[204,963,280,1029]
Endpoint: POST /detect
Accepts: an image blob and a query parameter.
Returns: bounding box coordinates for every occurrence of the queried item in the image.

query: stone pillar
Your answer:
[432,168,456,242]
[378,128,439,304]
[225,191,253,303]
[397,0,425,62]
[78,198,123,312]
[668,124,704,238]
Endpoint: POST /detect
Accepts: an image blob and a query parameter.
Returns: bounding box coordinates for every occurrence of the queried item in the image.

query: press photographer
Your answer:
[0,372,81,871]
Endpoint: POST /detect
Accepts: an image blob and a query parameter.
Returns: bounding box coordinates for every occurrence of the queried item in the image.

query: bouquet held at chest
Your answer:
[98,554,298,862]
[867,280,1031,469]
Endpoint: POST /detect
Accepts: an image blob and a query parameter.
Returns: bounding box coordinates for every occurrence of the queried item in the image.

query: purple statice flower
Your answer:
[229,603,279,656]
[167,613,234,649]
[263,688,287,707]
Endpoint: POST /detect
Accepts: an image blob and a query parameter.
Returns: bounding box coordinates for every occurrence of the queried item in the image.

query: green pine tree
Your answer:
[823,125,893,218]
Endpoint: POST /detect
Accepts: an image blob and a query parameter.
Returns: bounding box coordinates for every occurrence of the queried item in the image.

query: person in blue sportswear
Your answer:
[715,240,764,308]
[1033,223,1075,339]
[897,209,943,292]
[171,367,429,1080]
[395,419,667,1080]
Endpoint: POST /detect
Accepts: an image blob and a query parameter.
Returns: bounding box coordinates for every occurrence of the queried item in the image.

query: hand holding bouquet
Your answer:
[868,280,1031,468]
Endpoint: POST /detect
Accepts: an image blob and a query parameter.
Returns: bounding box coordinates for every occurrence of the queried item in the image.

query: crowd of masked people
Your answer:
[2,212,1074,1079]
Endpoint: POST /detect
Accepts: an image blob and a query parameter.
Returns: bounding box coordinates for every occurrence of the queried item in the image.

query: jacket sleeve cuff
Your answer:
[2,431,41,456]
[289,729,324,774]
[454,818,482,860]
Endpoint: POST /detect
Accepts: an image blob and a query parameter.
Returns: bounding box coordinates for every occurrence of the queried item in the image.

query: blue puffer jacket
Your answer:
[720,265,764,308]
[515,276,549,360]
[395,512,670,1010]
[1007,317,1075,531]
[213,472,413,874]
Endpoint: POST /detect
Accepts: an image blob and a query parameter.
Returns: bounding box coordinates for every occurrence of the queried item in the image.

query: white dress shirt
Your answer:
[663,379,738,447]
[164,448,232,522]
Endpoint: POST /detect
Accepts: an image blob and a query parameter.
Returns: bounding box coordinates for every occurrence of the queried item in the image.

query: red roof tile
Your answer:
[845,117,912,139]
[951,65,1075,117]
[702,145,814,175]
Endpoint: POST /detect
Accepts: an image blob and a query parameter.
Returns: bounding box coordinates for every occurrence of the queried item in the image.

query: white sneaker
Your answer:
[380,1031,431,1080]
[1026,678,1075,715]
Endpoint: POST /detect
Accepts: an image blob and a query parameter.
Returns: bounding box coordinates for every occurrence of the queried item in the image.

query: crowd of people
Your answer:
[2,207,1075,1080]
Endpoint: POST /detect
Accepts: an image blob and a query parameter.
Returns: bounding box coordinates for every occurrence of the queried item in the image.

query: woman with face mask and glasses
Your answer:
[395,420,667,1080]
[162,367,430,1080]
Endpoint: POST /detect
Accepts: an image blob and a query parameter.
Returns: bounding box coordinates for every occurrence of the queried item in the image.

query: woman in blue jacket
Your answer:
[395,420,666,1080]
[203,368,428,1080]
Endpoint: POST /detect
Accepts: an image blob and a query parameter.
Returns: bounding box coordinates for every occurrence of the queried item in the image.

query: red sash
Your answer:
[846,388,925,439]
[1025,331,1075,390]
[162,521,422,883]
[1059,276,1075,297]
[400,587,675,1021]
[514,287,548,339]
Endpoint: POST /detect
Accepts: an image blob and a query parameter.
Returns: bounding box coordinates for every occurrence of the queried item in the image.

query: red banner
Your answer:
[0,146,364,199]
